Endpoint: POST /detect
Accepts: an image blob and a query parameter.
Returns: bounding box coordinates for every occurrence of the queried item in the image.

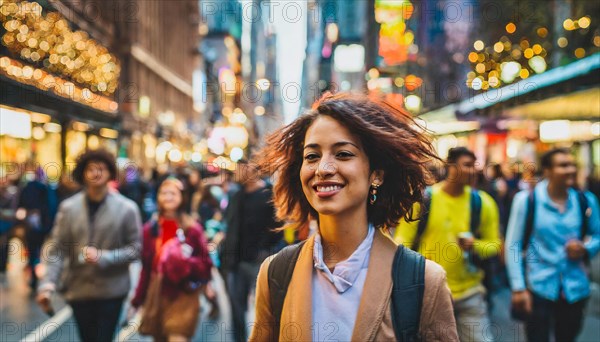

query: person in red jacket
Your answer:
[130,177,212,341]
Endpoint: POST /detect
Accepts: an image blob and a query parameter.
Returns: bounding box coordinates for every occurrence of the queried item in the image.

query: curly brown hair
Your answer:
[72,149,117,185]
[257,92,439,229]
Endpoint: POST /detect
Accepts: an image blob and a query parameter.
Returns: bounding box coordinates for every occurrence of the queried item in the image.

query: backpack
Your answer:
[267,240,425,342]
[521,189,591,260]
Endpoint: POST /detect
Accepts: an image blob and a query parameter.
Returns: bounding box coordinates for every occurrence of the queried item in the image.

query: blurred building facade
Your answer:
[0,0,202,175]
[116,0,200,171]
[0,0,121,176]
[198,0,285,167]
[300,0,599,187]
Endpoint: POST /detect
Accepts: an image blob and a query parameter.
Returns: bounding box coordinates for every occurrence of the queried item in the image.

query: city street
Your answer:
[1,237,600,341]
[1,0,600,341]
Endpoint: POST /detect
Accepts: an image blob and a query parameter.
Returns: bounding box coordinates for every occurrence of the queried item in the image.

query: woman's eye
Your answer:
[336,151,354,158]
[304,154,319,161]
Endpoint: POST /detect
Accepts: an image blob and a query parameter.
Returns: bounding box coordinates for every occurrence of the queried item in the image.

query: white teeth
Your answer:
[317,185,342,192]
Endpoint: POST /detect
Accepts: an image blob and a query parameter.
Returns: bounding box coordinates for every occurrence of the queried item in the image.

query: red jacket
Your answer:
[131,218,212,308]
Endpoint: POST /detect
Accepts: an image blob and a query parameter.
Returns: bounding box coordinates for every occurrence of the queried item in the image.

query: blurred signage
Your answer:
[0,106,31,139]
[333,44,365,73]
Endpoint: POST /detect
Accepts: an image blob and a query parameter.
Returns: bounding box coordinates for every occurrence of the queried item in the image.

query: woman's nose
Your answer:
[316,157,337,177]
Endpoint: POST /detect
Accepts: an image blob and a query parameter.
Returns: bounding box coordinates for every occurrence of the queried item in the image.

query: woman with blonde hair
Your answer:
[130,177,212,341]
[251,93,458,341]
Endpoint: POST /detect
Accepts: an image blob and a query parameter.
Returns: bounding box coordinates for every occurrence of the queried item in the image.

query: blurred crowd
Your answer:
[0,145,598,342]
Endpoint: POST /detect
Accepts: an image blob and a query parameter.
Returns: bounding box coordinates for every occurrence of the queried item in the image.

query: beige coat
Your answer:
[250,229,458,341]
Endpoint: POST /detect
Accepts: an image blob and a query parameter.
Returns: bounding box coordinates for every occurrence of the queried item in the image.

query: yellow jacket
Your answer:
[394,183,501,300]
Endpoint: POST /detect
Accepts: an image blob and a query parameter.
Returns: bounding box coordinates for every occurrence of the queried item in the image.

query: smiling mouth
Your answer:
[315,185,343,192]
[313,183,345,197]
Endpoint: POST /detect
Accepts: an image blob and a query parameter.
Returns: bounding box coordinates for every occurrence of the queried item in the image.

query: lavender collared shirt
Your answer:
[311,225,375,341]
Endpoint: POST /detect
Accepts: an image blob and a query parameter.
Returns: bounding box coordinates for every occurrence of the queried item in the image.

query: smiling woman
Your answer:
[251,92,459,341]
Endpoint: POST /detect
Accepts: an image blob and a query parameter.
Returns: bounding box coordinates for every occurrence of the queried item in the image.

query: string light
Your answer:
[1,0,120,95]
[466,21,553,90]
[0,55,118,112]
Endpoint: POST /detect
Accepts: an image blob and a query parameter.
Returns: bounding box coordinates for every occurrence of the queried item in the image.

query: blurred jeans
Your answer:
[526,292,587,342]
[226,261,260,342]
[454,292,493,342]
[69,296,125,342]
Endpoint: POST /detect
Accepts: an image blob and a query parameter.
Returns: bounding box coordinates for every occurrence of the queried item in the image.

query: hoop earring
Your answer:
[369,183,380,205]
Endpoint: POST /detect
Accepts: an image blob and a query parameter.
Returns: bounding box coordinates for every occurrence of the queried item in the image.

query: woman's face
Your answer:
[157,183,183,213]
[300,115,383,218]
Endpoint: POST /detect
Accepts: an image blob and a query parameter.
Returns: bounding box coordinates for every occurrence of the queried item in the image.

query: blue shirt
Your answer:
[505,180,600,303]
[311,225,374,341]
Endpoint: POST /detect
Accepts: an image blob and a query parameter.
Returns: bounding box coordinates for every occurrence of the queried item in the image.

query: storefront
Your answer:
[1,1,121,176]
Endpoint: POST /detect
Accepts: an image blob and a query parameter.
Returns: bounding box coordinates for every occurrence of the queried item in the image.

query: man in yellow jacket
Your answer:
[395,147,501,342]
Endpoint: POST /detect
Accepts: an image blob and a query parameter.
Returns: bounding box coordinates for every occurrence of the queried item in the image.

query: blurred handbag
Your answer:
[138,273,162,336]
[161,284,202,336]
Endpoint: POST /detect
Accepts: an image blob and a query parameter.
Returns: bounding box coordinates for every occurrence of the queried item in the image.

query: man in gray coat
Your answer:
[37,149,142,342]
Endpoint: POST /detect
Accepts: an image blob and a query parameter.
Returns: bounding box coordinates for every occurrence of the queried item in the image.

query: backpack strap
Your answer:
[412,187,433,251]
[391,245,426,342]
[470,189,482,237]
[577,190,591,265]
[577,191,590,239]
[267,240,306,340]
[522,190,536,253]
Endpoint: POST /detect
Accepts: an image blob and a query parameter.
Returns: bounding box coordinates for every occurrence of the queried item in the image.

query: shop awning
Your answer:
[0,75,119,127]
[456,53,600,115]
[419,53,600,122]
[504,87,600,120]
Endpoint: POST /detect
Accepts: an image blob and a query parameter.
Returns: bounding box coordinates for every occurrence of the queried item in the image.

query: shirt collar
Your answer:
[313,224,375,293]
[537,179,576,212]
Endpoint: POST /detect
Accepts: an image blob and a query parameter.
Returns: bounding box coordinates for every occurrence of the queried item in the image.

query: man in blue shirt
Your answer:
[505,148,600,342]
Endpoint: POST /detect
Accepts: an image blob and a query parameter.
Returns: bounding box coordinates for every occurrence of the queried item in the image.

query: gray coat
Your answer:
[40,191,142,301]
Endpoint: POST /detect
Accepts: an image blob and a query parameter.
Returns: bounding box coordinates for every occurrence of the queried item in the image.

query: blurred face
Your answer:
[545,152,576,188]
[447,155,476,187]
[157,183,183,213]
[189,170,200,186]
[300,116,383,218]
[84,161,111,188]
[234,163,261,185]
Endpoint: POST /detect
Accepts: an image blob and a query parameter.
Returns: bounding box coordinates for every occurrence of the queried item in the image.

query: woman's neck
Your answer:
[318,209,369,268]
[162,210,178,220]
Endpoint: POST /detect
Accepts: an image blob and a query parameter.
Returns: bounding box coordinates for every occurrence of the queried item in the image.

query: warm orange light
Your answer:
[505,23,516,34]
[468,52,478,63]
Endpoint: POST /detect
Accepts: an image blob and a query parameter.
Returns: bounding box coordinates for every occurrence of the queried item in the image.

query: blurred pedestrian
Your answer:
[188,168,205,222]
[17,167,52,290]
[197,184,226,319]
[221,159,284,342]
[505,148,600,342]
[130,177,212,341]
[56,170,81,204]
[119,164,150,221]
[36,149,142,342]
[183,168,202,215]
[0,176,19,280]
[251,93,458,341]
[396,147,501,342]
